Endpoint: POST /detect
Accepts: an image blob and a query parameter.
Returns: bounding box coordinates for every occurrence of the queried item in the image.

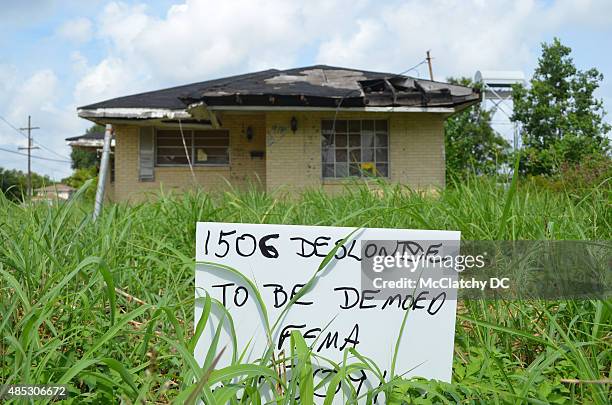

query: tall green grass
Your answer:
[0,178,610,403]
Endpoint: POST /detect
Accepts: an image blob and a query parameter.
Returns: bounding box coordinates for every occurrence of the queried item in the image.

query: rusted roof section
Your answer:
[79,65,480,111]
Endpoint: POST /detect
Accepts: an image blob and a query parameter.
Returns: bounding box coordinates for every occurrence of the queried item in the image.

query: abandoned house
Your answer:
[76,65,480,202]
[66,130,115,153]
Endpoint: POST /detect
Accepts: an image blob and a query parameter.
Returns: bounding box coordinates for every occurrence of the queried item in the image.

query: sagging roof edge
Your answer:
[77,107,192,120]
[77,104,473,122]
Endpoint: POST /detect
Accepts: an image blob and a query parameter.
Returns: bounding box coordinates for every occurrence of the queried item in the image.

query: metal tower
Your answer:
[474,70,525,150]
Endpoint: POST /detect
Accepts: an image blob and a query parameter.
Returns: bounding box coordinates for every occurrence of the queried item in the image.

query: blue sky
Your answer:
[1,0,611,180]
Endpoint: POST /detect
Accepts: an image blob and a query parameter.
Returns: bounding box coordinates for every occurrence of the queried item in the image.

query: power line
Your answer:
[329,58,430,137]
[0,115,27,139]
[33,139,71,160]
[0,114,71,160]
[395,59,428,77]
[0,146,71,163]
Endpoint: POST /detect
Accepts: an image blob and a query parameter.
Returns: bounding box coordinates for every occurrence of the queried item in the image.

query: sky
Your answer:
[1,0,611,180]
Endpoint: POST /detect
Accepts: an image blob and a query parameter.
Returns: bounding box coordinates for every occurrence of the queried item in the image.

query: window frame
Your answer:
[154,128,230,167]
[321,119,390,179]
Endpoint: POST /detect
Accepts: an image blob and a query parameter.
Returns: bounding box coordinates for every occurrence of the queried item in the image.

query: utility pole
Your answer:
[426,50,434,81]
[18,115,40,198]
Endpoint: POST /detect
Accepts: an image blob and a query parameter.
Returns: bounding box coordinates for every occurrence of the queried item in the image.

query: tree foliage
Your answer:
[70,124,104,170]
[70,148,98,170]
[444,77,510,181]
[62,167,98,200]
[0,167,53,201]
[86,124,106,134]
[512,38,611,176]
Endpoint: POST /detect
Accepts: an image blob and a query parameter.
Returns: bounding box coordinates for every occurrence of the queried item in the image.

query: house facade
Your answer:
[33,184,76,203]
[77,66,480,202]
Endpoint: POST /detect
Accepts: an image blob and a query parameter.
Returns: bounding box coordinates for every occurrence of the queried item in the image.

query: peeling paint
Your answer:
[77,107,192,119]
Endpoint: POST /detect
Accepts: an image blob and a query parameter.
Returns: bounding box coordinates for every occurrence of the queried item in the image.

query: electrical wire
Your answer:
[0,114,71,160]
[177,117,198,185]
[330,58,429,133]
[0,146,71,163]
[325,59,430,177]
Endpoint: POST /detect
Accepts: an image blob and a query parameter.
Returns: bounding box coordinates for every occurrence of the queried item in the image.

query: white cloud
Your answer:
[3,0,611,180]
[70,51,88,75]
[317,1,541,79]
[10,70,59,123]
[73,57,145,106]
[71,0,612,99]
[56,17,93,43]
[315,0,612,80]
[0,68,76,179]
[87,0,359,83]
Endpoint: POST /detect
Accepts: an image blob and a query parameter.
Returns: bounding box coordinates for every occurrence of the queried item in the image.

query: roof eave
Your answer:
[77,107,192,120]
[78,94,481,121]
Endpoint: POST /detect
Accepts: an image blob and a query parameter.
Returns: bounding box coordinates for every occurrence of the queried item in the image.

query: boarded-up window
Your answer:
[321,120,388,178]
[156,129,229,166]
[139,127,155,181]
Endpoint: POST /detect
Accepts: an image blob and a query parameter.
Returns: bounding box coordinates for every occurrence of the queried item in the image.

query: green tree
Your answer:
[86,124,105,134]
[512,38,610,176]
[70,124,104,169]
[70,148,98,170]
[62,166,97,200]
[445,77,510,181]
[0,167,53,201]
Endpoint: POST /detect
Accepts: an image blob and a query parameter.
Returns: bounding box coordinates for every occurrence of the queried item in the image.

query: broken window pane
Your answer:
[322,147,334,163]
[323,164,334,178]
[320,119,388,178]
[375,133,388,147]
[322,133,334,147]
[376,148,388,162]
[335,148,348,163]
[361,132,374,148]
[376,163,388,177]
[335,163,348,177]
[362,148,374,161]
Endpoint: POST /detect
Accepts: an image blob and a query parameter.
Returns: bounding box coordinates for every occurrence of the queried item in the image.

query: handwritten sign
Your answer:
[195,222,460,402]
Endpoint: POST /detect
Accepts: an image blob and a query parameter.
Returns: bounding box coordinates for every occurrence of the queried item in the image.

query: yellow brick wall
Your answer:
[111,111,445,201]
[112,113,266,202]
[264,111,446,195]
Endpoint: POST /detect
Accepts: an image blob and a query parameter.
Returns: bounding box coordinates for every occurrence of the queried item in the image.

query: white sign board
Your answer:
[195,222,459,402]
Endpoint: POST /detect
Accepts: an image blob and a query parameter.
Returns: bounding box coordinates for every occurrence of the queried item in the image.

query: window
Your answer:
[321,119,388,178]
[156,129,229,166]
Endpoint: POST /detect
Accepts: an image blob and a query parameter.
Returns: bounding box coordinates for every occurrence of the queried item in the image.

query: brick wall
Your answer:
[265,111,446,195]
[111,111,446,202]
[112,113,266,202]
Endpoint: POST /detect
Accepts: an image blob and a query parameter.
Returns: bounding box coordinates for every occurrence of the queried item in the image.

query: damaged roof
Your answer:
[65,131,105,142]
[78,65,480,114]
